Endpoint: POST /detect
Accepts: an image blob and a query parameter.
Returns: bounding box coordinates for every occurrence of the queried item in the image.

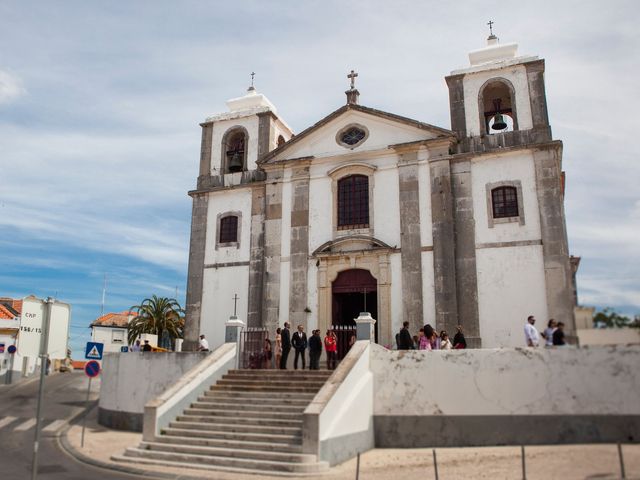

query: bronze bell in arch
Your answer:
[228,151,244,172]
[491,113,507,131]
[491,98,508,131]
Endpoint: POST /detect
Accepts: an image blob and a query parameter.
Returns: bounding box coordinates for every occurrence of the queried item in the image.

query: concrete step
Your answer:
[153,434,303,453]
[183,408,303,421]
[162,427,301,444]
[223,373,332,382]
[211,384,322,393]
[169,420,302,436]
[191,401,307,413]
[114,451,329,475]
[122,447,328,474]
[177,414,303,427]
[199,387,317,405]
[139,441,315,464]
[216,379,327,388]
[229,369,332,375]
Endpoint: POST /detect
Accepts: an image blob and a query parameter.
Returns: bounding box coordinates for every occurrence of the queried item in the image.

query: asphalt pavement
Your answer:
[0,371,140,479]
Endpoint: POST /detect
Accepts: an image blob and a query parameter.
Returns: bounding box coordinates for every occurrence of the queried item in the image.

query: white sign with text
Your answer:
[18,297,70,359]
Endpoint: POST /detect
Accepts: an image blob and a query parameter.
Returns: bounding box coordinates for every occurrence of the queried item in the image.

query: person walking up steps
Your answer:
[280,322,291,369]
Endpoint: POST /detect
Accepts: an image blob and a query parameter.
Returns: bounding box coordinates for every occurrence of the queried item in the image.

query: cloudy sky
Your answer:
[1,1,638,357]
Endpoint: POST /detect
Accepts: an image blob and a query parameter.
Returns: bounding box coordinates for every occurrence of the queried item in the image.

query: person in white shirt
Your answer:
[541,319,557,347]
[198,334,210,352]
[524,315,540,347]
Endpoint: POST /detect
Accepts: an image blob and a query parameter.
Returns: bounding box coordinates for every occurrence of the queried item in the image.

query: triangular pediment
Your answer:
[259,104,453,165]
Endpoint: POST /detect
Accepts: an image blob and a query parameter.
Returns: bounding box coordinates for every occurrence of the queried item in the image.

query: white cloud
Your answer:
[0,70,26,103]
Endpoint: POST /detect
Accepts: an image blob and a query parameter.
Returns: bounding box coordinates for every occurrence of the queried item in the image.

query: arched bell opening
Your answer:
[221,127,248,173]
[478,78,518,135]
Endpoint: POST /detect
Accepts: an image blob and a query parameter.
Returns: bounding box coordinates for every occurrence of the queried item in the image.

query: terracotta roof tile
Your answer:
[0,304,16,319]
[90,310,135,328]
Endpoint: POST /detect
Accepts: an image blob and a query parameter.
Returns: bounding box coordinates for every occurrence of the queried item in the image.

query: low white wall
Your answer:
[577,328,640,346]
[98,351,207,431]
[371,344,640,447]
[303,341,375,465]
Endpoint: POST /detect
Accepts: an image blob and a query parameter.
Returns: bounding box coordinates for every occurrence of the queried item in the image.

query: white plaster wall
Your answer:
[274,110,435,162]
[577,328,640,346]
[92,326,127,353]
[373,165,401,247]
[307,261,318,332]
[418,161,433,246]
[420,251,436,327]
[462,64,533,137]
[308,171,332,253]
[204,189,252,265]
[476,245,548,348]
[389,253,403,339]
[99,352,205,414]
[472,152,541,245]
[201,265,249,349]
[370,344,640,416]
[210,116,260,173]
[278,260,290,325]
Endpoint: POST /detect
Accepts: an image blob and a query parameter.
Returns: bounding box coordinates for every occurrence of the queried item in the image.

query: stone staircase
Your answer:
[115,369,333,475]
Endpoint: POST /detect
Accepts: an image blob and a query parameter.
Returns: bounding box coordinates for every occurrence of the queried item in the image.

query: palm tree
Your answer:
[128,295,184,348]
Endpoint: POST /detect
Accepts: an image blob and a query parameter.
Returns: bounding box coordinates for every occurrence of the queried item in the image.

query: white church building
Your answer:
[183,34,575,351]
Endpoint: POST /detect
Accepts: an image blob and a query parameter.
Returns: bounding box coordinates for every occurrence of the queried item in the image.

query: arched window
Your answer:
[222,128,248,173]
[491,186,519,218]
[277,135,286,147]
[219,215,239,243]
[479,79,517,135]
[337,175,369,229]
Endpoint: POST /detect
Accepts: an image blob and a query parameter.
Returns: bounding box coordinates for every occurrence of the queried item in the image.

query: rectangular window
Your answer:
[338,175,369,229]
[492,186,519,218]
[219,216,239,243]
[111,330,124,344]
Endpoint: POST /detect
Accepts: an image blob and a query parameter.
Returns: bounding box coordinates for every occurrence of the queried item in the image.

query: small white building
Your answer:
[0,297,38,382]
[91,311,135,353]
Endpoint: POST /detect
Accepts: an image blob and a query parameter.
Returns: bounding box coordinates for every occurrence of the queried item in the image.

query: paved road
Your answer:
[0,371,139,479]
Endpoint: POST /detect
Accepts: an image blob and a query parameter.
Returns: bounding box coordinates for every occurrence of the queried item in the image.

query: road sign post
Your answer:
[81,360,101,448]
[30,297,52,480]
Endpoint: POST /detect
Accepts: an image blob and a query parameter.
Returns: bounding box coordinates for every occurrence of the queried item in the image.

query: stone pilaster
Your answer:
[197,124,213,189]
[396,149,424,335]
[247,184,265,327]
[525,60,552,139]
[183,193,209,351]
[533,144,576,335]
[289,163,311,330]
[445,73,467,138]
[451,160,481,347]
[257,112,274,158]
[429,158,459,335]
[262,166,284,334]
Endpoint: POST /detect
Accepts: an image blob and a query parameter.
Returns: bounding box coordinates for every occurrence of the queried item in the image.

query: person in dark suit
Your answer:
[308,330,323,370]
[398,321,414,350]
[291,324,308,370]
[280,322,291,369]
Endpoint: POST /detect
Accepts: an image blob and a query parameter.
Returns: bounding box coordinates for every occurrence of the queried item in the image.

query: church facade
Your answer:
[183,36,575,351]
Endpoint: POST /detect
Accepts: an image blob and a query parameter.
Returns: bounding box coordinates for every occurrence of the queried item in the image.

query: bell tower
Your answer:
[445,30,552,151]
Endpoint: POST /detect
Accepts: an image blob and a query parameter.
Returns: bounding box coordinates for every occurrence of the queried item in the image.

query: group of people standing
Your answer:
[525,316,566,347]
[265,322,340,370]
[396,321,467,350]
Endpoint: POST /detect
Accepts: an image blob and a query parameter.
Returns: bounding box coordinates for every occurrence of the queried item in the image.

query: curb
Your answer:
[56,405,210,480]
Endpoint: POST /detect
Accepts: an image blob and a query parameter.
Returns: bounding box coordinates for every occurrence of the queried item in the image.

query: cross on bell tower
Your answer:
[345,69,360,105]
[487,20,497,41]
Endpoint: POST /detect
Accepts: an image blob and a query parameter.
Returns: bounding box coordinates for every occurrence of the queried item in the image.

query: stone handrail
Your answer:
[302,340,374,465]
[142,342,237,441]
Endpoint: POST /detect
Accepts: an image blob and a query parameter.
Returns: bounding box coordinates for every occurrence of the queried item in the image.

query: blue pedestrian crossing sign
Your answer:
[85,342,104,360]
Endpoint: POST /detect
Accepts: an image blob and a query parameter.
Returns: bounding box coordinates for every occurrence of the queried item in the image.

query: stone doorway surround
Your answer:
[312,235,395,347]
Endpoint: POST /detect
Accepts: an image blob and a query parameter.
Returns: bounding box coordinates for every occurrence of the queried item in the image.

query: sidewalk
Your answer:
[61,409,640,480]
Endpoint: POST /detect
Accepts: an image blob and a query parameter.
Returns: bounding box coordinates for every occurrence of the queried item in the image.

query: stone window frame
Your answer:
[329,163,376,238]
[220,126,250,174]
[478,77,519,136]
[485,180,525,228]
[335,123,370,150]
[216,211,242,249]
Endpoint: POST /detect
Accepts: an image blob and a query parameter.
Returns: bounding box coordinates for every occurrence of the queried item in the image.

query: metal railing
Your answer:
[240,327,269,369]
[330,324,357,361]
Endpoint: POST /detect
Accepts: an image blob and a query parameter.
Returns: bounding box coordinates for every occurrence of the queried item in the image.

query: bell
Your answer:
[228,151,243,172]
[491,113,507,131]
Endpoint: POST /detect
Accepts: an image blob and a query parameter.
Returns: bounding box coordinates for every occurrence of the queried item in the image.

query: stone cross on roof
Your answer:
[347,70,358,89]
